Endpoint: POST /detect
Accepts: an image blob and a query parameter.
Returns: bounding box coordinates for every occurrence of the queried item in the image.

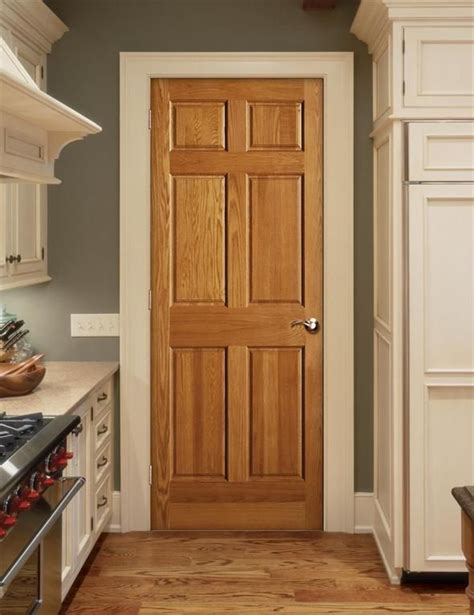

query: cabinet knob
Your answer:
[97,424,108,436]
[97,392,108,402]
[97,495,108,509]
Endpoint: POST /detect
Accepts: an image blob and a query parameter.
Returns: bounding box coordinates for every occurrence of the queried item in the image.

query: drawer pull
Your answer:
[97,392,108,402]
[72,424,83,437]
[97,495,108,509]
[97,456,108,469]
[97,424,108,436]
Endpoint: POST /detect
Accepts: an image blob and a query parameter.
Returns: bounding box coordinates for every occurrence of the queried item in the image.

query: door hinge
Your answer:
[149,465,153,486]
[402,80,406,95]
[40,66,44,80]
[41,247,45,261]
[91,516,94,531]
[402,38,405,54]
[148,289,152,311]
[148,109,152,130]
[91,406,94,422]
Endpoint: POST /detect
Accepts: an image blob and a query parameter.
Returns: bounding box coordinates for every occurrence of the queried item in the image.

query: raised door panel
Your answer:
[404,27,474,109]
[248,103,302,151]
[250,348,303,479]
[171,102,226,150]
[172,348,227,479]
[409,122,474,182]
[409,183,474,572]
[172,176,226,304]
[249,175,303,304]
[374,133,391,330]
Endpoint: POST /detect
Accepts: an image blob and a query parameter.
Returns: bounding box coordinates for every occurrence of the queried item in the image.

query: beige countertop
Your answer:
[0,361,118,416]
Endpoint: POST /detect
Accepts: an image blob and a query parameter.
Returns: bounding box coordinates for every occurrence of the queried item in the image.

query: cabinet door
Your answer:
[61,434,75,594]
[6,184,49,285]
[0,187,10,282]
[408,183,474,573]
[404,26,474,110]
[11,33,45,89]
[71,406,93,563]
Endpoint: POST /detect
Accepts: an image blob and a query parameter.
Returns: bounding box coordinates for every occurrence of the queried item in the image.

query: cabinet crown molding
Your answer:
[0,37,101,184]
[352,0,474,51]
[0,0,68,54]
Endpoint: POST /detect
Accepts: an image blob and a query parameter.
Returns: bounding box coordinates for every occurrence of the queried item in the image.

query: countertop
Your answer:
[0,361,118,416]
[452,486,474,523]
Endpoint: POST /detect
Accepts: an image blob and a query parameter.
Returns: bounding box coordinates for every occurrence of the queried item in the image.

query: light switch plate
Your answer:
[71,314,120,337]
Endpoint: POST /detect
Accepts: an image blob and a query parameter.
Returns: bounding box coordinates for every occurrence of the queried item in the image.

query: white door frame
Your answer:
[119,52,354,532]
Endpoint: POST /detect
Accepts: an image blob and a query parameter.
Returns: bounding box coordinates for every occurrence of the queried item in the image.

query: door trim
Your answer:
[119,52,354,532]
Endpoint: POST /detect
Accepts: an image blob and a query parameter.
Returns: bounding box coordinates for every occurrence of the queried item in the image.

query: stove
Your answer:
[0,412,51,462]
[0,411,84,614]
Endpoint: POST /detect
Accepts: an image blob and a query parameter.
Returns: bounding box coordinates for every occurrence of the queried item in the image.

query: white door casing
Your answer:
[119,53,354,532]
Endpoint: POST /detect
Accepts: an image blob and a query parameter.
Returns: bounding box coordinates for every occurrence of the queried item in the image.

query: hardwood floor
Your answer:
[61,532,467,614]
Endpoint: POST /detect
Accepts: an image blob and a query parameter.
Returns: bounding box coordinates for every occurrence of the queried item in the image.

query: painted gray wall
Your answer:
[3,0,373,492]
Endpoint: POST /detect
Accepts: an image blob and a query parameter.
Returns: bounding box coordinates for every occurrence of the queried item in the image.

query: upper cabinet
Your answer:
[0,0,101,184]
[352,0,474,126]
[0,0,101,291]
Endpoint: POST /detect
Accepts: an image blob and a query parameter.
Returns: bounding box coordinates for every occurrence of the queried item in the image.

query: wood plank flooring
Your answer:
[61,532,467,614]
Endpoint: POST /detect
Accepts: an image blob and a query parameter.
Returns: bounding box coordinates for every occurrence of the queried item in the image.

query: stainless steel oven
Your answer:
[0,477,84,614]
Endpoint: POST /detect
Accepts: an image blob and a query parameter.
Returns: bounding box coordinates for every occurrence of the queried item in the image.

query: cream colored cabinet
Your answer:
[62,378,114,600]
[352,0,474,582]
[408,182,474,573]
[0,6,51,291]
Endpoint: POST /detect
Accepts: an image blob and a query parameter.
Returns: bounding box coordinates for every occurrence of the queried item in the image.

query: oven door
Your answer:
[0,477,85,614]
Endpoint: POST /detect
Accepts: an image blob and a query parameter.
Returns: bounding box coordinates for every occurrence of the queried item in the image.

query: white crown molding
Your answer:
[0,0,68,53]
[352,0,474,51]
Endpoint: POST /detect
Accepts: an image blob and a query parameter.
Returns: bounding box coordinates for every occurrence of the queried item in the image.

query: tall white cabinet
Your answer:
[352,0,474,580]
[0,0,67,289]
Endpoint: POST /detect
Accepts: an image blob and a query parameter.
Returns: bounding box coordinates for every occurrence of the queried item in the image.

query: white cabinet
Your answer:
[408,182,474,573]
[61,377,115,600]
[352,0,474,582]
[0,5,51,291]
[404,26,474,110]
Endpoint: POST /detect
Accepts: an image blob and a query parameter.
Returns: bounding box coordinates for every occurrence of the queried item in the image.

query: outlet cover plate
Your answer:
[71,314,120,337]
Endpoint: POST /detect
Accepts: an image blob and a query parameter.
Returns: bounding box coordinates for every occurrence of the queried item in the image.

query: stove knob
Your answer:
[18,499,31,512]
[2,514,17,528]
[43,476,55,487]
[0,527,6,539]
[26,489,40,502]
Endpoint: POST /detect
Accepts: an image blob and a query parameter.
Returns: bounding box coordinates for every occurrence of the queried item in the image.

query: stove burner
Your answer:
[0,413,49,462]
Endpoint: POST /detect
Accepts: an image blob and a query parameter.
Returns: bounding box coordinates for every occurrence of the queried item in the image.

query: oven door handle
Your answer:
[0,476,85,596]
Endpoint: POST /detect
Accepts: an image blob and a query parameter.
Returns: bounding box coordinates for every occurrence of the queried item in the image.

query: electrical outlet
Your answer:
[71,314,120,337]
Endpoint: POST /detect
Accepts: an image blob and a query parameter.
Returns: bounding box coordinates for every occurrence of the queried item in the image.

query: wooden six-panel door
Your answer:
[151,79,323,529]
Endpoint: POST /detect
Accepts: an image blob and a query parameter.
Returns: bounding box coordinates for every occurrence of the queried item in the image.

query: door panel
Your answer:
[172,175,226,304]
[151,78,323,530]
[172,348,227,479]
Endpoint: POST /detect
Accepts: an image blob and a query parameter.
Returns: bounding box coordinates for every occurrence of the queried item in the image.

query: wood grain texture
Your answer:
[248,102,303,150]
[249,175,303,303]
[61,532,467,614]
[172,175,226,304]
[171,102,226,150]
[172,349,226,479]
[250,348,303,478]
[151,79,323,530]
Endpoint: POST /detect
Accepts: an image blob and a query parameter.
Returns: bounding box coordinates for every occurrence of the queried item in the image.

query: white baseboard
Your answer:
[106,491,121,532]
[354,492,374,534]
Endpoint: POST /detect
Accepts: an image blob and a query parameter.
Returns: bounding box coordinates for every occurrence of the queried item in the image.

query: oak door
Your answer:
[151,79,323,530]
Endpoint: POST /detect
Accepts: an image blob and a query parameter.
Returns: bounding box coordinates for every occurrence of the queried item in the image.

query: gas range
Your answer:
[0,411,84,613]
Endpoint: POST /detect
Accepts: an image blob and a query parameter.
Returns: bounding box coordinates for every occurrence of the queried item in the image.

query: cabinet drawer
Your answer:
[409,123,474,181]
[94,378,113,413]
[95,440,112,485]
[95,406,112,451]
[95,474,112,535]
[404,26,474,110]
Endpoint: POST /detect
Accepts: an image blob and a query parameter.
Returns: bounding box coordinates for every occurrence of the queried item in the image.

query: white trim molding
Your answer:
[120,52,354,533]
[355,492,375,534]
[105,491,122,533]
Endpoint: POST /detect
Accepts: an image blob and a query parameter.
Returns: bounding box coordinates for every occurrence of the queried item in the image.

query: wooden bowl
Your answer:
[0,364,46,398]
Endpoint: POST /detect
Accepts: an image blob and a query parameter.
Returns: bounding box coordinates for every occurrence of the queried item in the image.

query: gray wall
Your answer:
[3,0,373,492]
